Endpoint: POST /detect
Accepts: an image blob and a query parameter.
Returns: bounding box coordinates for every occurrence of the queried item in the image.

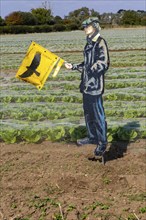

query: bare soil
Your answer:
[0,139,146,220]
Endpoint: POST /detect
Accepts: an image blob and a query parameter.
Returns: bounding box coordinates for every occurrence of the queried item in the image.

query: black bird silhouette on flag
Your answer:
[20,52,41,78]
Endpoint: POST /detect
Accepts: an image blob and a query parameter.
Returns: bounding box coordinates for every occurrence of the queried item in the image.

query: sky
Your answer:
[0,0,145,19]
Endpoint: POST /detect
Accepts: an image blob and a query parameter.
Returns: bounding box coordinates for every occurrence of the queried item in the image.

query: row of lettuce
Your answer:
[1,123,143,144]
[1,68,146,143]
[1,101,145,120]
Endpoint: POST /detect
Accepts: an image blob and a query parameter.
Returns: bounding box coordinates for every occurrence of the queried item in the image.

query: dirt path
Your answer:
[0,139,146,220]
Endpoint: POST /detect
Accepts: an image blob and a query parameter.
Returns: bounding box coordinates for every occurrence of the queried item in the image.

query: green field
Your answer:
[0,28,146,143]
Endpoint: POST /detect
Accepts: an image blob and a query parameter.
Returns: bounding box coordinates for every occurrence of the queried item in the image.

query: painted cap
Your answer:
[82,17,100,28]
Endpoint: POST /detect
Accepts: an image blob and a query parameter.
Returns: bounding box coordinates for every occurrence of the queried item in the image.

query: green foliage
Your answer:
[107,127,119,142]
[69,126,87,141]
[116,128,138,141]
[2,96,12,103]
[54,16,63,24]
[21,129,42,143]
[103,177,112,185]
[139,206,146,213]
[5,11,23,25]
[100,204,110,210]
[121,10,141,25]
[22,12,37,25]
[67,204,76,211]
[27,111,44,121]
[0,128,20,144]
[0,124,142,144]
[141,130,146,138]
[1,7,145,34]
[68,7,100,23]
[66,22,79,31]
[53,214,63,220]
[128,193,146,202]
[86,201,110,212]
[127,213,137,220]
[140,15,146,25]
[29,196,60,219]
[107,127,139,142]
[69,7,89,17]
[5,11,37,25]
[0,25,53,34]
[11,203,17,209]
[46,126,66,141]
[0,16,5,26]
[105,93,118,101]
[53,24,66,32]
[80,213,88,220]
[31,8,52,25]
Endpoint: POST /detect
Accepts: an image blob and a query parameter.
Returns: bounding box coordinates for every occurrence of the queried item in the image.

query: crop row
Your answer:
[1,100,145,111]
[51,67,145,81]
[1,122,145,144]
[1,67,145,82]
[2,79,145,92]
[1,106,145,121]
[1,98,145,120]
[1,49,145,70]
[0,29,145,53]
[1,92,146,104]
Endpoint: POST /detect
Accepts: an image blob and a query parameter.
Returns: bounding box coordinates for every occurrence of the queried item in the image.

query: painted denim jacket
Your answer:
[72,32,110,95]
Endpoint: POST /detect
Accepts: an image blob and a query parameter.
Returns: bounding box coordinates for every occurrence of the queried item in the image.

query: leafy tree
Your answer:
[21,12,37,25]
[68,7,89,20]
[101,13,113,24]
[101,13,121,26]
[54,16,63,24]
[141,15,146,25]
[0,16,5,26]
[67,7,100,22]
[137,10,146,26]
[5,11,23,25]
[120,10,141,25]
[117,9,126,14]
[53,24,66,31]
[5,11,36,25]
[31,7,53,24]
[68,23,79,31]
[90,9,100,18]
[66,7,100,29]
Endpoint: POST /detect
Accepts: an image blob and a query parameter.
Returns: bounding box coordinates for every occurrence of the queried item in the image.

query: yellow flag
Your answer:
[16,41,64,90]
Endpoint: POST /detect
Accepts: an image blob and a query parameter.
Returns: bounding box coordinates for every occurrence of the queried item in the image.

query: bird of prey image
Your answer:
[20,52,41,78]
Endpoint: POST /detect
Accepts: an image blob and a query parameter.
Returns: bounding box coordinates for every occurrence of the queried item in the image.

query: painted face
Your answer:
[84,25,95,36]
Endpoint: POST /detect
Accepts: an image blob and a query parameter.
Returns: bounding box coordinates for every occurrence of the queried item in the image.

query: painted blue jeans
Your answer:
[83,93,107,147]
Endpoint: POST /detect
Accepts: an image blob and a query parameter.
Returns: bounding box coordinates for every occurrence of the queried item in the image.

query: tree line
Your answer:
[0,7,146,34]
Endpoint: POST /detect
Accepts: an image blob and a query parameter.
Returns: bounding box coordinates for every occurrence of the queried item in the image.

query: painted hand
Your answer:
[64,62,73,69]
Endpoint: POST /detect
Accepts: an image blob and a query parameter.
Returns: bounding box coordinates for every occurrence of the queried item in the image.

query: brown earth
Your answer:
[0,139,146,220]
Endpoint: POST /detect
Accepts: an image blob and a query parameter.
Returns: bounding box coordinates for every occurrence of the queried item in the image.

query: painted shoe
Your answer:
[94,145,107,164]
[77,137,96,146]
[94,145,106,156]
